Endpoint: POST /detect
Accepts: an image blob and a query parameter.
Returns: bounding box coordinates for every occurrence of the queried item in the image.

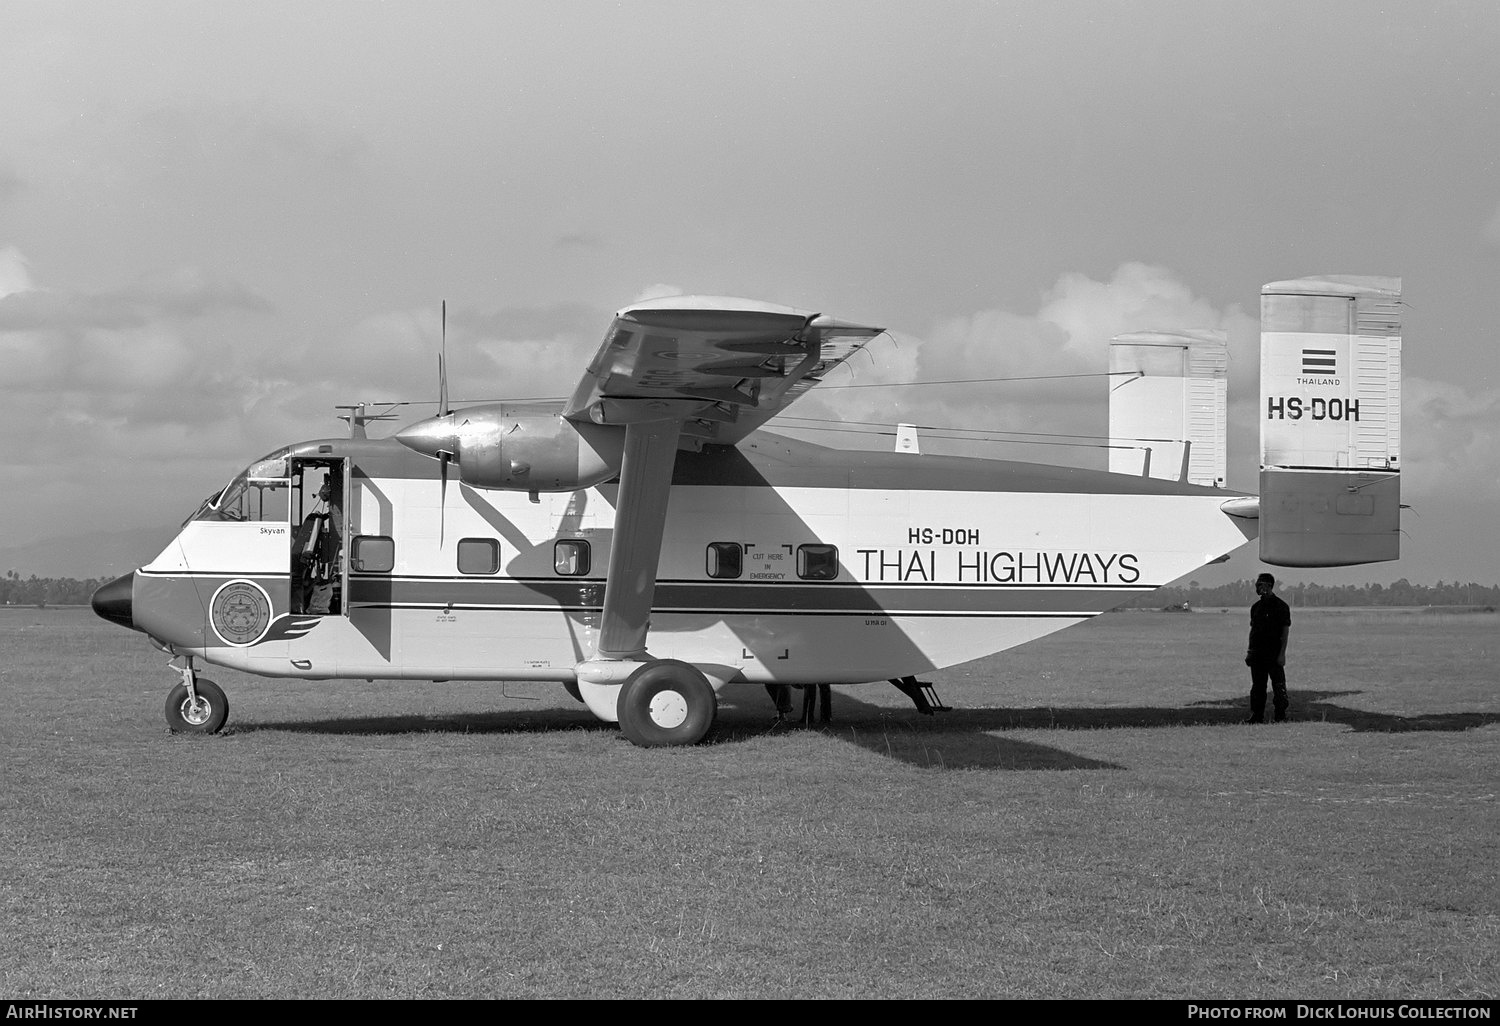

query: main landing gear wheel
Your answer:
[164,678,229,734]
[617,660,716,748]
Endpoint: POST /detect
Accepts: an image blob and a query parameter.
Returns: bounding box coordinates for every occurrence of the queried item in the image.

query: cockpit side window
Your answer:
[193,450,291,523]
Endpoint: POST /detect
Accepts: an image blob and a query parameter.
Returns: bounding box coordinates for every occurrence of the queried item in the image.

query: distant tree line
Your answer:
[1130,577,1500,610]
[1,572,108,608]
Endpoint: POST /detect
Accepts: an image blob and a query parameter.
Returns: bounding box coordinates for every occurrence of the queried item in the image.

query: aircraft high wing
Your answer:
[558,297,884,731]
[562,295,884,448]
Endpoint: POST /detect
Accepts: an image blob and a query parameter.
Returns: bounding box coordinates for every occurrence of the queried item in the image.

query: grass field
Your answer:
[1,606,1495,999]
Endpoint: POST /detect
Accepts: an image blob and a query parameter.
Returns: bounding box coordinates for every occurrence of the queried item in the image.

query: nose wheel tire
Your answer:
[164,678,230,734]
[617,660,716,748]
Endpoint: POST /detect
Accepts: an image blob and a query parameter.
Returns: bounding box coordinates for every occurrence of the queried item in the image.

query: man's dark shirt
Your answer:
[1248,592,1291,658]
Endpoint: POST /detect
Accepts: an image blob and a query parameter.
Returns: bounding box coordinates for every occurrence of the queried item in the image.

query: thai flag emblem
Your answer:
[1301,348,1336,375]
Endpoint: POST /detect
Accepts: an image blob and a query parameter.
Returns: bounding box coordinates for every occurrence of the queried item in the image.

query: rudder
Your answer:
[1258,276,1402,567]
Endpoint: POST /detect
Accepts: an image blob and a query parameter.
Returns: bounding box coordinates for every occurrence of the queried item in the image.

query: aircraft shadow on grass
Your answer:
[232,685,1498,772]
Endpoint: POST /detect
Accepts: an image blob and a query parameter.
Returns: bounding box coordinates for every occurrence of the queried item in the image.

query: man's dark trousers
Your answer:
[1248,659,1288,722]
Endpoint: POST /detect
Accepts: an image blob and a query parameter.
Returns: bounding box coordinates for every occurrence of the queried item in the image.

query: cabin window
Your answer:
[554,540,591,576]
[458,538,500,575]
[351,535,395,573]
[796,544,839,581]
[706,542,743,579]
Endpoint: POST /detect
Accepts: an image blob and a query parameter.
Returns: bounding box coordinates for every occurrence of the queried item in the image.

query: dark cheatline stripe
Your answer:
[345,575,1153,615]
[137,571,1158,616]
[376,605,1087,619]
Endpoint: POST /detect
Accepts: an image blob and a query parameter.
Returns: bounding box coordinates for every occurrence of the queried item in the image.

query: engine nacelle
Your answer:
[396,405,623,492]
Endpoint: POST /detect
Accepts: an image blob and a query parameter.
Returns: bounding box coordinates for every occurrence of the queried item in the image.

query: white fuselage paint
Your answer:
[142,468,1254,688]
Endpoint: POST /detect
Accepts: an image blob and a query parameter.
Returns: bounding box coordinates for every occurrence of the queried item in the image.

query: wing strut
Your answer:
[592,417,683,661]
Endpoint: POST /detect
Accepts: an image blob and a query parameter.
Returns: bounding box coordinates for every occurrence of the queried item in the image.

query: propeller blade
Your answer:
[439,300,450,417]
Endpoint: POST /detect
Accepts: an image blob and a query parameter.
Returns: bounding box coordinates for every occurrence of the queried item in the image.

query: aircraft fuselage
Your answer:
[116,432,1254,689]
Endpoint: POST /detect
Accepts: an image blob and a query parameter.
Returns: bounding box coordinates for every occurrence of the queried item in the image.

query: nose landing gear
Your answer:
[164,659,230,734]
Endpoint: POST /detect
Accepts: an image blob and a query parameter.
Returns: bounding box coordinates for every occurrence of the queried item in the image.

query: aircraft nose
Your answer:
[91,572,137,631]
[395,414,459,460]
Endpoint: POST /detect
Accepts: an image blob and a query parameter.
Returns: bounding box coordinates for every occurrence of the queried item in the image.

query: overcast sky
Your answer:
[2,0,1497,584]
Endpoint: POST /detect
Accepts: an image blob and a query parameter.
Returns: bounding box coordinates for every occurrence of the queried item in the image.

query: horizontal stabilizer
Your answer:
[1258,276,1402,567]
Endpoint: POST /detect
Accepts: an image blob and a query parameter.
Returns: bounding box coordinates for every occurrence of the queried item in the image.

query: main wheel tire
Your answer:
[616,660,716,748]
[164,678,230,734]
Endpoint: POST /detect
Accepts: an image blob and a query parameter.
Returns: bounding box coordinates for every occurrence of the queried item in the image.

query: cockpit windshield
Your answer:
[191,448,292,523]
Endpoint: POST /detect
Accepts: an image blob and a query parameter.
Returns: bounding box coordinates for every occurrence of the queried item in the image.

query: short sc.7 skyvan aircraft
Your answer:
[92,276,1404,746]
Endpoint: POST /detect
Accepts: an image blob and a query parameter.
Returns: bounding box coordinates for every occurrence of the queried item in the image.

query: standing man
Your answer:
[1245,572,1291,723]
[764,683,793,723]
[798,683,832,727]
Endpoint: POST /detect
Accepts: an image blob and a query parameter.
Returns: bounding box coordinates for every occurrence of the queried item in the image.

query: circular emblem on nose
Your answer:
[210,580,273,646]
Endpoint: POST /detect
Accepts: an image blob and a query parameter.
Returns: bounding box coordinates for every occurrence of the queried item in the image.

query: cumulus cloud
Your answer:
[0,245,31,295]
[0,270,271,333]
[283,300,614,417]
[0,263,274,404]
[796,263,1255,474]
[1403,375,1500,502]
[0,246,290,495]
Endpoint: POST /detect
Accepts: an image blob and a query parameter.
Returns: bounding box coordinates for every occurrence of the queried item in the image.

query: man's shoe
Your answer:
[1244,716,1264,724]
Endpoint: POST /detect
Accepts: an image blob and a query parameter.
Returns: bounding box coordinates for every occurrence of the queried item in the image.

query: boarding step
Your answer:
[889,676,950,715]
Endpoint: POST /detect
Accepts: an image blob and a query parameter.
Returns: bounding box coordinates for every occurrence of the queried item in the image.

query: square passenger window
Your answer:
[351,535,395,573]
[706,542,743,579]
[796,544,839,581]
[554,540,591,576]
[458,537,500,575]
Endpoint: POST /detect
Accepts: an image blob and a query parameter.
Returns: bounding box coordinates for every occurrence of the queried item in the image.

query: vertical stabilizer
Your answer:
[1108,330,1228,487]
[1258,276,1402,566]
